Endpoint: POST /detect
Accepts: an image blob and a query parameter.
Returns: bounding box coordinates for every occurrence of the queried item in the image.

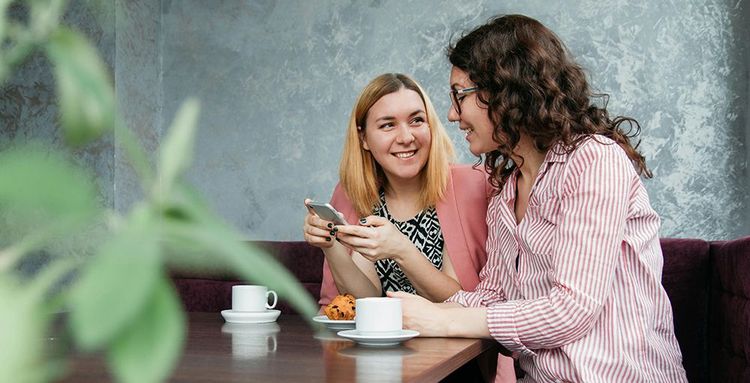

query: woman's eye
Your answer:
[410,117,425,125]
[456,95,466,102]
[379,122,394,130]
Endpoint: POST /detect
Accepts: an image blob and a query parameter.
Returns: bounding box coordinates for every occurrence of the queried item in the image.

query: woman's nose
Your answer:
[395,124,415,143]
[447,104,460,122]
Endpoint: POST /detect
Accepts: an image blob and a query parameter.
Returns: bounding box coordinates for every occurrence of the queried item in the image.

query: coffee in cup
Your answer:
[232,285,278,312]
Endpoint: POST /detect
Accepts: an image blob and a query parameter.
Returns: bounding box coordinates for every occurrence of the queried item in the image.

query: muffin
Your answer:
[323,293,356,320]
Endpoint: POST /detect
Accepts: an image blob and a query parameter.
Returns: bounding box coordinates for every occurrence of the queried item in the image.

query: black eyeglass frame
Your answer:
[449,87,479,115]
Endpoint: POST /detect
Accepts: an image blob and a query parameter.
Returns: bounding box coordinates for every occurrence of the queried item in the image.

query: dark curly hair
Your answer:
[448,14,652,191]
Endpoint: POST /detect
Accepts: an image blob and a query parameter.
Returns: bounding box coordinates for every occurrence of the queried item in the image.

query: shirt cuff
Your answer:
[487,302,537,357]
[445,290,486,307]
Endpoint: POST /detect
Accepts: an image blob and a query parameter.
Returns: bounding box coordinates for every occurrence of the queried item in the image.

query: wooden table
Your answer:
[61,312,499,382]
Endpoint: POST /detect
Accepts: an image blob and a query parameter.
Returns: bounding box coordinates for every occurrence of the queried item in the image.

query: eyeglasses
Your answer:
[449,87,479,115]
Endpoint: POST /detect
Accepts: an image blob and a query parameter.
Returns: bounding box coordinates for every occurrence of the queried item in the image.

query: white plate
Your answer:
[221,309,280,324]
[312,315,356,330]
[336,329,419,347]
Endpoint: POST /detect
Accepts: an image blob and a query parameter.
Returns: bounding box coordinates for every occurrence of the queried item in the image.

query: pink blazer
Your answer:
[318,164,491,305]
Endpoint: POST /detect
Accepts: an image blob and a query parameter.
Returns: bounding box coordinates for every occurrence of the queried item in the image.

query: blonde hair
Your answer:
[339,73,456,216]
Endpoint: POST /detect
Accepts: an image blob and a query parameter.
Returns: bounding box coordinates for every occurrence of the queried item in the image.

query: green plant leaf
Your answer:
[68,207,161,350]
[155,99,200,200]
[162,185,318,319]
[0,144,101,275]
[46,27,114,146]
[0,145,99,222]
[0,275,50,383]
[0,258,79,381]
[0,220,83,382]
[108,276,185,383]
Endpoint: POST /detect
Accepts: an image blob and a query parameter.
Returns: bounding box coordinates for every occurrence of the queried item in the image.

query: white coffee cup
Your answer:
[355,297,402,334]
[232,285,278,312]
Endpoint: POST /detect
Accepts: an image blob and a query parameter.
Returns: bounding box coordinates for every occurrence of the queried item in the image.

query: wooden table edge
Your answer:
[406,338,499,383]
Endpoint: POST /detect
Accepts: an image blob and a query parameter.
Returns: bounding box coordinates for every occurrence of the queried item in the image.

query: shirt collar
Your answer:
[543,141,569,164]
[498,141,568,201]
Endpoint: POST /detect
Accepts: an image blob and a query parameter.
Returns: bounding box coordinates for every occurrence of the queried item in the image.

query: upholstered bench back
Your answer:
[660,238,711,383]
[661,236,750,383]
[708,236,750,382]
[171,241,324,314]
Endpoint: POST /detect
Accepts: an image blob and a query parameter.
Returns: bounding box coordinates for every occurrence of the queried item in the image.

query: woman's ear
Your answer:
[358,126,370,151]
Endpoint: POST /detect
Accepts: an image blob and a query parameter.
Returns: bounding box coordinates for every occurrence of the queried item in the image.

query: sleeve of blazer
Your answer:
[435,164,490,292]
[318,183,360,306]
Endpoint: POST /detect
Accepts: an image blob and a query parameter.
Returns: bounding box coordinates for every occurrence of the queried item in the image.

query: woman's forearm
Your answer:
[324,243,380,298]
[392,291,492,338]
[396,247,462,302]
[444,306,492,338]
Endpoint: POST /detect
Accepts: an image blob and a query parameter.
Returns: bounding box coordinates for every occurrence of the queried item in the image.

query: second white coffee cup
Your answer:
[232,285,278,312]
[355,297,402,334]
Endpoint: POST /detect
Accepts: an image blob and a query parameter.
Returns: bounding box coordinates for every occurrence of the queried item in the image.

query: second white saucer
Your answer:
[336,329,419,347]
[312,315,355,330]
[221,309,281,324]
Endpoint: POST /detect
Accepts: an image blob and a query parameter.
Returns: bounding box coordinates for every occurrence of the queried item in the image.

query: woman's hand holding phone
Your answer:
[303,199,341,249]
[303,200,413,263]
[334,216,413,263]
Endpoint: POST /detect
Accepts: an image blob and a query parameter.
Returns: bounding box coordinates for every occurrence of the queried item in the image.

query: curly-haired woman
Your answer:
[389,15,688,382]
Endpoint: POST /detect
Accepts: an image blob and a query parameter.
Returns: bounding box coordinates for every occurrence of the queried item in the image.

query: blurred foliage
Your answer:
[0,1,318,382]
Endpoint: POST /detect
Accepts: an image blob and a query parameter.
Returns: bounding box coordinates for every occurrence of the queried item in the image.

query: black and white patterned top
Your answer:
[373,191,444,296]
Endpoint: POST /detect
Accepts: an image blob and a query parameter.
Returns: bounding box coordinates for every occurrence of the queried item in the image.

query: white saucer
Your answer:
[221,309,281,324]
[336,329,419,347]
[312,315,356,330]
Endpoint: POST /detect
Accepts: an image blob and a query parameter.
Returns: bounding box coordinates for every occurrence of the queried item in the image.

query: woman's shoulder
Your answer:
[566,134,632,166]
[449,163,487,182]
[443,164,491,204]
[558,135,638,190]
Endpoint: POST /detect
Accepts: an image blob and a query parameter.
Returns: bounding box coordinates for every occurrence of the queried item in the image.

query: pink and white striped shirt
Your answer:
[448,136,687,382]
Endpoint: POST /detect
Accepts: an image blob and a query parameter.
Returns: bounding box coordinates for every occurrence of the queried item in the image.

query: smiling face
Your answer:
[447,66,499,156]
[361,88,431,185]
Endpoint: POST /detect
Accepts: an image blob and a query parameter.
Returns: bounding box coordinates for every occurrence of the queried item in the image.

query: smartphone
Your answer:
[307,201,348,225]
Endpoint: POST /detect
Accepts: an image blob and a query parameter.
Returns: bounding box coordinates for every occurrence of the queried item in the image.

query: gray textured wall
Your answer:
[3,0,749,242]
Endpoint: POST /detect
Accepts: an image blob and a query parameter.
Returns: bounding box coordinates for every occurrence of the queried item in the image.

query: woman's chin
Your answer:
[468,143,488,157]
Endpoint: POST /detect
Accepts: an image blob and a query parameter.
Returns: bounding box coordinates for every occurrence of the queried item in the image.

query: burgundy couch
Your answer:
[171,237,750,383]
[660,237,750,383]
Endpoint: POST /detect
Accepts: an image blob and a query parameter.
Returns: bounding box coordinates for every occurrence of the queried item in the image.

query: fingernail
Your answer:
[329,230,336,236]
[327,223,333,229]
[325,237,331,242]
[359,218,367,224]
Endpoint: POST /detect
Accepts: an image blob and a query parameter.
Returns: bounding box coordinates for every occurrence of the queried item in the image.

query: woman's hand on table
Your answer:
[386,291,450,336]
[334,216,413,263]
[389,291,492,339]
